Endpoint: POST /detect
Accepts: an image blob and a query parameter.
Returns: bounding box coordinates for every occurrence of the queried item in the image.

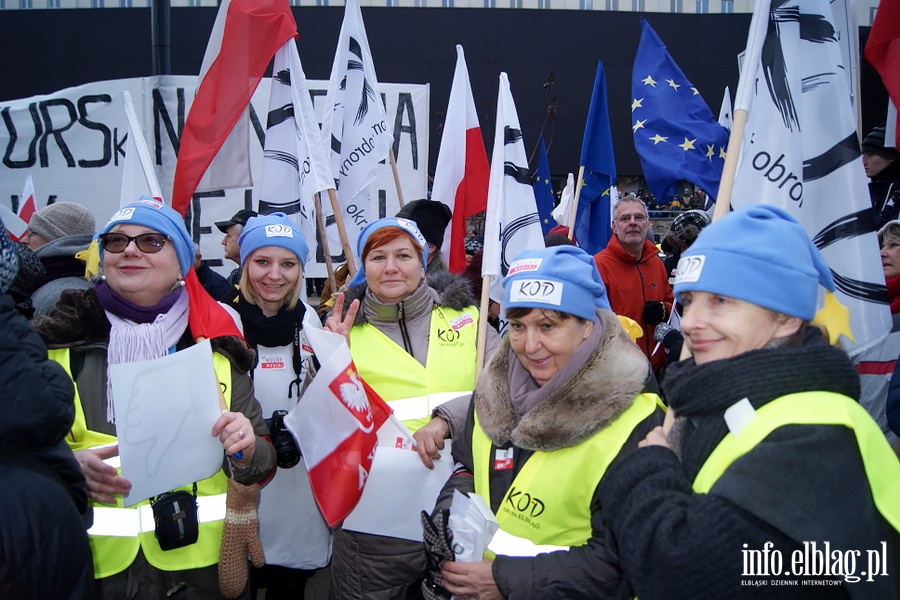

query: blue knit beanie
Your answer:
[238,213,310,268]
[503,245,611,321]
[673,204,834,320]
[100,199,195,277]
[348,217,428,287]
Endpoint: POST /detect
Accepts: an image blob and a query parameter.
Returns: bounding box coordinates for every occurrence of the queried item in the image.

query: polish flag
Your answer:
[864,0,900,145]
[170,0,297,216]
[285,311,391,527]
[432,45,490,273]
[17,174,36,224]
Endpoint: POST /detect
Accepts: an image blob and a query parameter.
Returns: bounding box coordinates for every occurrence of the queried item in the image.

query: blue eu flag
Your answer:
[533,135,558,235]
[632,18,729,204]
[577,61,616,255]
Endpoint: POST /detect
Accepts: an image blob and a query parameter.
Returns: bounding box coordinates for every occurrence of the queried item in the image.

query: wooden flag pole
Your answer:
[474,274,492,376]
[388,148,406,208]
[711,108,748,222]
[326,188,358,277]
[314,192,337,292]
[566,165,586,242]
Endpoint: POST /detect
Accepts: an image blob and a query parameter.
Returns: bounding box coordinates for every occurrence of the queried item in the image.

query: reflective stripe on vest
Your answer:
[349,305,478,432]
[48,347,234,578]
[473,393,660,555]
[693,391,900,532]
[87,494,227,536]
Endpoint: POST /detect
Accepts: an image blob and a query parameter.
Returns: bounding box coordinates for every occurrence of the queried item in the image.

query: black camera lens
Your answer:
[266,409,301,469]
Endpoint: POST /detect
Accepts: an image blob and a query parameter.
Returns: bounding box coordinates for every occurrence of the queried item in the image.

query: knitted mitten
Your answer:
[218,478,265,599]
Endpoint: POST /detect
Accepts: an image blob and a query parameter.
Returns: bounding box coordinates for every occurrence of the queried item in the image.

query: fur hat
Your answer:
[348,217,428,288]
[99,199,195,277]
[27,202,96,242]
[238,212,310,267]
[503,245,611,321]
[862,125,899,161]
[674,204,834,320]
[395,199,452,248]
[0,221,18,294]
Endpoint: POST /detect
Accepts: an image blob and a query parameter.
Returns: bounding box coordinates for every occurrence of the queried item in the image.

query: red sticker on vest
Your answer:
[494,448,514,470]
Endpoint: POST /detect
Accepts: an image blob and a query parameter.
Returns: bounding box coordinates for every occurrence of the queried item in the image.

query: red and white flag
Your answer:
[431,45,490,273]
[170,0,296,216]
[17,173,36,224]
[284,311,391,527]
[864,0,900,146]
[0,204,28,241]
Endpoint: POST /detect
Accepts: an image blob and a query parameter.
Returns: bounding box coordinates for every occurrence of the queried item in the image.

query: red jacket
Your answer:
[594,236,673,374]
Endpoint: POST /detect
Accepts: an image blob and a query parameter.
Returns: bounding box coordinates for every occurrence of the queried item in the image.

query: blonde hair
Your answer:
[239,262,303,311]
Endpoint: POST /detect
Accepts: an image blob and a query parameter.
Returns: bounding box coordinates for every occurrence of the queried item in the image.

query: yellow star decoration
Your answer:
[617,315,644,342]
[814,291,854,345]
[633,119,646,132]
[642,75,657,87]
[650,133,668,145]
[719,147,727,159]
[706,144,715,159]
[631,98,644,111]
[691,87,700,95]
[666,79,681,91]
[678,137,697,151]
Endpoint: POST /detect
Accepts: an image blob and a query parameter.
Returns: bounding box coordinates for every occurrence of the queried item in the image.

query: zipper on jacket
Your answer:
[398,301,414,356]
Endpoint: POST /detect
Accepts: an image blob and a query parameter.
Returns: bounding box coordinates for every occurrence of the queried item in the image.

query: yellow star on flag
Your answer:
[706,144,715,159]
[631,98,644,111]
[633,119,646,132]
[678,137,696,151]
[641,75,657,87]
[814,291,854,345]
[691,87,700,95]
[719,146,727,159]
[666,79,681,91]
[650,133,668,145]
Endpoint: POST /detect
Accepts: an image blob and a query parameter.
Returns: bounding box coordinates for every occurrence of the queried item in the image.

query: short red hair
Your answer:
[362,226,424,265]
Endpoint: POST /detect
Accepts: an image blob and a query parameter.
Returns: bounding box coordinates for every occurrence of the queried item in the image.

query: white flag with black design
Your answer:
[258,41,334,263]
[731,0,890,353]
[482,73,545,306]
[319,0,392,260]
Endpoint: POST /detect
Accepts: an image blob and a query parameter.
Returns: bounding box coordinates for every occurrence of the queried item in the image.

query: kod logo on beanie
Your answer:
[108,207,136,222]
[265,224,294,239]
[673,255,705,284]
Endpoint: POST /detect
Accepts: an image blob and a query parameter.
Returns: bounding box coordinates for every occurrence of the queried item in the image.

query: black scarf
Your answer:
[661,328,860,481]
[233,294,307,396]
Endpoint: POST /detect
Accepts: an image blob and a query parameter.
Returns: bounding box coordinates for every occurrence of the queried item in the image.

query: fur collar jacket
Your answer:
[475,310,650,452]
[33,287,255,374]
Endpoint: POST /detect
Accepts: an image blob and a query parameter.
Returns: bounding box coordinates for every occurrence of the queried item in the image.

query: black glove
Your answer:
[421,509,454,600]
[642,301,667,326]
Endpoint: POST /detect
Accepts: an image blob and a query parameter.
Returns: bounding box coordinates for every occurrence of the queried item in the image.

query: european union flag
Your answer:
[632,18,729,204]
[533,135,558,235]
[577,61,617,255]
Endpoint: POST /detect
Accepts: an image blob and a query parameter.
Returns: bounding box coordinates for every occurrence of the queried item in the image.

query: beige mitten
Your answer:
[218,478,265,598]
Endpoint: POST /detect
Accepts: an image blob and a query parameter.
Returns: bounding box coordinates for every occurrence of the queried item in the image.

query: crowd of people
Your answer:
[1,125,899,600]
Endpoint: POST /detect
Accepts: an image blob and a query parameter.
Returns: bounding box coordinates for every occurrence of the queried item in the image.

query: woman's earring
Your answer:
[178,279,186,287]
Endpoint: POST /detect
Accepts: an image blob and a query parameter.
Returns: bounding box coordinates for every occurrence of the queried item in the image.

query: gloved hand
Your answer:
[421,509,455,600]
[642,301,667,326]
[218,478,265,599]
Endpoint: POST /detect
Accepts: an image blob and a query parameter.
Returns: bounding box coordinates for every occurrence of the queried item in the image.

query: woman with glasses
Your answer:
[33,199,275,599]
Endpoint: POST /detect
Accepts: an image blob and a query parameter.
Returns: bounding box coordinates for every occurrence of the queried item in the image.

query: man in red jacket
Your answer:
[594,195,673,376]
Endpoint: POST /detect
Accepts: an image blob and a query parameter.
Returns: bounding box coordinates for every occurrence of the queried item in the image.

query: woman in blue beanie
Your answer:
[324,217,500,600]
[229,213,331,598]
[424,245,664,600]
[598,204,900,599]
[32,199,276,599]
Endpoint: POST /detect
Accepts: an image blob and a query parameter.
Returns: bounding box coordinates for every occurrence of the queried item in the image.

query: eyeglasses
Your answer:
[99,232,170,254]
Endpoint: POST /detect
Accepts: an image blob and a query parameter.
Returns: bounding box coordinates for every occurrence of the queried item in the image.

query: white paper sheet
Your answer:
[341,436,454,541]
[110,339,225,506]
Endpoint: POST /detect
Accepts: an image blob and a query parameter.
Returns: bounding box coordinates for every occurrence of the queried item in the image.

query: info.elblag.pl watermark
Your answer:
[741,541,890,586]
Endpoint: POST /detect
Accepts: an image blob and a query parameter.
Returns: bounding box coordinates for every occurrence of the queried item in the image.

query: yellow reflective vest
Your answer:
[473,393,660,556]
[349,305,479,432]
[693,391,900,532]
[48,347,232,579]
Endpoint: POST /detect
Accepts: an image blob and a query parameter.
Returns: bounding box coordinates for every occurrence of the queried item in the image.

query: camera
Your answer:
[265,409,301,469]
